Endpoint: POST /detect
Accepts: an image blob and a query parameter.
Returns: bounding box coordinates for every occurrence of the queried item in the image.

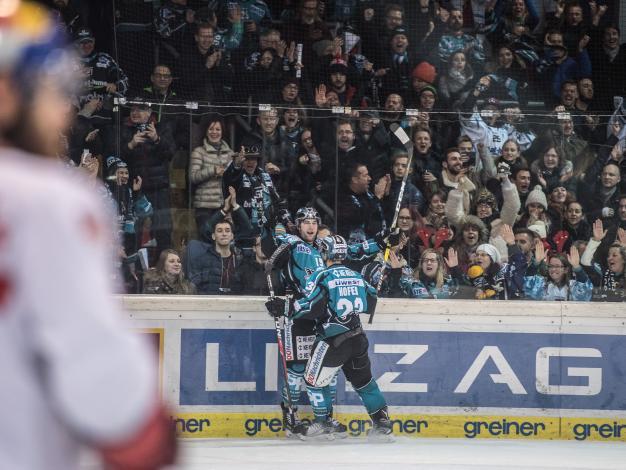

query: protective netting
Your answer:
[61,0,626,300]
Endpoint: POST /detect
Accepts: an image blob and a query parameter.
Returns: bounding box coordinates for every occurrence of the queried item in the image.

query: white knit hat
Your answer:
[525,185,548,210]
[527,220,547,239]
[476,243,501,264]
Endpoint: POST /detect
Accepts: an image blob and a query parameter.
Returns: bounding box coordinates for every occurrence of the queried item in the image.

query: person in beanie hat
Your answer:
[104,155,153,267]
[324,57,364,106]
[476,243,501,265]
[464,225,527,300]
[517,184,554,241]
[412,61,437,89]
[525,184,548,210]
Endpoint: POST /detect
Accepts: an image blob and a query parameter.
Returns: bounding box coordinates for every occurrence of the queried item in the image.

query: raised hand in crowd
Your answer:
[444,247,459,269]
[374,174,391,200]
[389,250,403,269]
[315,84,328,108]
[534,238,547,264]
[592,219,607,242]
[501,224,515,246]
[567,245,581,270]
[617,228,626,247]
[266,162,281,174]
[234,146,246,167]
[132,175,142,192]
[85,128,99,143]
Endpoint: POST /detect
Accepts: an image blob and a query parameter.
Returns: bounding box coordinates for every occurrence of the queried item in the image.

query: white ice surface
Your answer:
[160,437,626,470]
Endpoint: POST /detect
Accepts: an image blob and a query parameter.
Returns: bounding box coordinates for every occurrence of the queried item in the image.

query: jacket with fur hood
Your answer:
[446,178,521,262]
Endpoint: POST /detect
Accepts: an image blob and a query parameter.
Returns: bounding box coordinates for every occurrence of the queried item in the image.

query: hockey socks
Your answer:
[305,384,333,422]
[354,378,387,416]
[282,363,305,405]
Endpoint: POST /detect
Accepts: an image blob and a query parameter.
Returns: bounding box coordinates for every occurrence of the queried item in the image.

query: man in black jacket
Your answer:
[119,101,175,251]
[184,220,243,295]
[336,162,388,239]
[177,23,223,101]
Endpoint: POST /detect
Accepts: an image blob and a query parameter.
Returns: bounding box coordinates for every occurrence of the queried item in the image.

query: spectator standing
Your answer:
[437,8,485,69]
[143,249,196,294]
[120,101,176,252]
[581,220,626,301]
[222,148,279,235]
[336,163,388,239]
[282,0,331,75]
[189,115,235,232]
[74,27,129,126]
[378,27,413,101]
[178,23,223,101]
[589,24,626,111]
[383,151,427,222]
[438,51,475,111]
[153,0,196,67]
[582,160,622,223]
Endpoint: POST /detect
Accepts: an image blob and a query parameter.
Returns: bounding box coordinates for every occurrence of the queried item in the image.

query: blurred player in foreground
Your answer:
[0,2,176,468]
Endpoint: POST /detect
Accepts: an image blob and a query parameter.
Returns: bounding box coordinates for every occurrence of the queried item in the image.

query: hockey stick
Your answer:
[266,272,297,433]
[370,123,413,324]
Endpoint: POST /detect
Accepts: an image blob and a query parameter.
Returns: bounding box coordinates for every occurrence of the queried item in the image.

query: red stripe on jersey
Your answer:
[0,276,12,309]
[99,404,177,470]
[81,213,102,242]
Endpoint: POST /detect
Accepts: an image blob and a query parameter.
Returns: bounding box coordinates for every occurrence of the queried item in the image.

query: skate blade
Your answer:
[300,432,335,442]
[331,431,348,439]
[367,432,395,443]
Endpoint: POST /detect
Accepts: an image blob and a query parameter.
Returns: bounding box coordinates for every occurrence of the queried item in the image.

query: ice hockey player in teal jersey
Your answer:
[264,207,330,438]
[265,208,396,437]
[267,235,393,441]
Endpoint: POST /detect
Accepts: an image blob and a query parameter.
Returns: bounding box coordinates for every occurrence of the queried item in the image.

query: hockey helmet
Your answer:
[295,206,321,228]
[0,1,78,97]
[319,235,348,262]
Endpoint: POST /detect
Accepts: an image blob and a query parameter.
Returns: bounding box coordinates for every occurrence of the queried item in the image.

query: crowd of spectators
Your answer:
[52,0,626,301]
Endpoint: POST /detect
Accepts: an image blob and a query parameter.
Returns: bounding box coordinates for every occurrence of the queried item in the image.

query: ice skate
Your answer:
[300,419,334,441]
[281,402,304,439]
[367,408,394,443]
[327,412,348,439]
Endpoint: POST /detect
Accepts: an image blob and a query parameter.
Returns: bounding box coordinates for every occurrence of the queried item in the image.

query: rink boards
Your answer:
[124,296,626,441]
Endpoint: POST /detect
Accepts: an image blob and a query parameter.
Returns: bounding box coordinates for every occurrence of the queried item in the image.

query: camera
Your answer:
[136,123,148,132]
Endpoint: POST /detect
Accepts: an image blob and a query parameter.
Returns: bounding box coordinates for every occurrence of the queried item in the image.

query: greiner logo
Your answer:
[572,422,626,441]
[172,417,211,434]
[244,418,312,436]
[348,418,428,437]
[463,419,545,438]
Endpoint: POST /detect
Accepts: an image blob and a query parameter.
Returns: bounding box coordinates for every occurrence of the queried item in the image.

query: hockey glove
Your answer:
[265,297,287,318]
[374,227,401,249]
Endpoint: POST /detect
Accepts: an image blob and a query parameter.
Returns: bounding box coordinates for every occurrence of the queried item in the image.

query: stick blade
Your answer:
[389,122,410,146]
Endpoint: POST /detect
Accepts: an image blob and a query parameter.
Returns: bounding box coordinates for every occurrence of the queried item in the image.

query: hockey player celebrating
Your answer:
[264,207,331,437]
[0,2,175,468]
[267,235,393,440]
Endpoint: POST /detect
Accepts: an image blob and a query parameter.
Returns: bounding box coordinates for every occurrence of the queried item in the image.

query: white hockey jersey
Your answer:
[0,150,158,469]
[460,110,509,157]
